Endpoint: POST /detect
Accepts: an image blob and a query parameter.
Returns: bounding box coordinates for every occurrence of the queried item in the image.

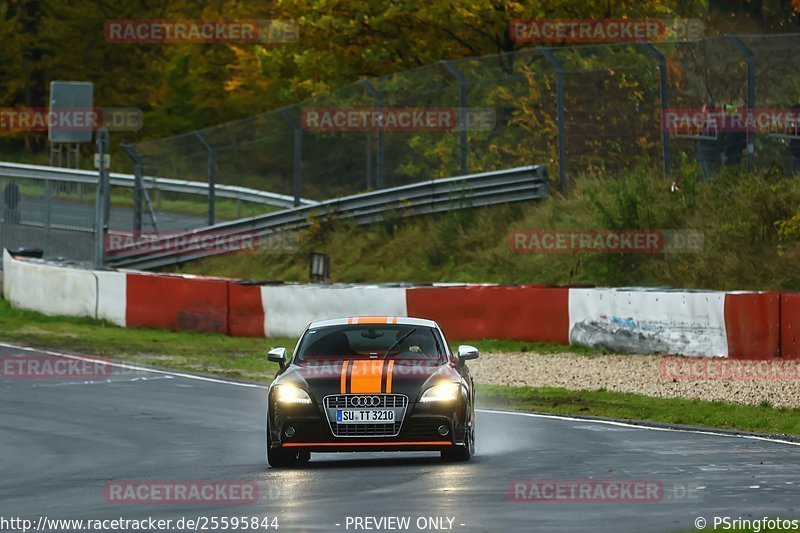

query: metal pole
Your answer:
[359,80,384,189]
[540,47,567,193]
[640,42,672,176]
[44,178,51,255]
[121,144,143,235]
[293,127,302,206]
[194,132,216,225]
[366,131,372,189]
[726,34,756,172]
[279,109,303,207]
[441,60,469,175]
[94,127,110,268]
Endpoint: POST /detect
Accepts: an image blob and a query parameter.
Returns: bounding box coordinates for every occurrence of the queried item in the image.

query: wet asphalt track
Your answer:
[1,343,799,533]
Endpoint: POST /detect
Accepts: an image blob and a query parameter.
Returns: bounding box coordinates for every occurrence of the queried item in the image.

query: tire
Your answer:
[441,424,475,462]
[267,421,307,468]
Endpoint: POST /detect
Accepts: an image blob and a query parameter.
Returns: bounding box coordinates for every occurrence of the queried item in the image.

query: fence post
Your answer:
[194,131,217,225]
[441,60,469,175]
[94,127,110,268]
[726,34,756,172]
[359,80,385,189]
[44,177,51,255]
[640,42,671,176]
[540,47,566,192]
[120,144,143,235]
[279,109,303,207]
[366,131,372,189]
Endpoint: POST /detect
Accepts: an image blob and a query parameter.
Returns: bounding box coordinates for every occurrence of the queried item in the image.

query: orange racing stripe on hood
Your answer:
[350,360,385,393]
[386,360,395,393]
[340,361,349,394]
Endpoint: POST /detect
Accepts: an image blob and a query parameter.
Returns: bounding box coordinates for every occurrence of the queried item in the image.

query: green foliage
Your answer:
[1,0,706,152]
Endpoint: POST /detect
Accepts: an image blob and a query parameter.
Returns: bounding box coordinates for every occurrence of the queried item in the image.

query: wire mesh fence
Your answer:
[123,33,799,206]
[0,175,96,262]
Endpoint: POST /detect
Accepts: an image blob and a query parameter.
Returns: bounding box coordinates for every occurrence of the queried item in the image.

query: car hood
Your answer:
[274,359,459,401]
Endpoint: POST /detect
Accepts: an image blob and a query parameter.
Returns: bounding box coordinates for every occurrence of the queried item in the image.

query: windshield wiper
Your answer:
[383,328,416,358]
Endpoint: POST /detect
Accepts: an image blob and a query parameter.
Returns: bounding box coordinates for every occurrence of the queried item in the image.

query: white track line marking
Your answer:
[3,341,798,447]
[476,408,800,447]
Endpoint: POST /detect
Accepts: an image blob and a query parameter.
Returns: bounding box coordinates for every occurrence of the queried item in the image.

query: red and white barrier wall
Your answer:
[0,250,788,358]
[2,249,127,325]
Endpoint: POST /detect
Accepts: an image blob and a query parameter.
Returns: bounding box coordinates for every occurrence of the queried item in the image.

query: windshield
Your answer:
[293,324,446,364]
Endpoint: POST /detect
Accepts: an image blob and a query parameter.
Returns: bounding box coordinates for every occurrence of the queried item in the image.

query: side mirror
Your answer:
[456,345,479,362]
[267,347,287,367]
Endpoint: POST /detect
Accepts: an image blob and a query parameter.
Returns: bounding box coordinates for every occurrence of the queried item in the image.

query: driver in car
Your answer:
[399,330,435,355]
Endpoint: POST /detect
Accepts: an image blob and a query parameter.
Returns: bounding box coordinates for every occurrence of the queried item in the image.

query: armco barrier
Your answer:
[406,285,570,344]
[126,272,229,334]
[0,250,793,358]
[724,292,780,359]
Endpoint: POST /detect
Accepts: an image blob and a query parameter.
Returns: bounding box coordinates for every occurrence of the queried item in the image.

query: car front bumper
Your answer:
[269,403,469,452]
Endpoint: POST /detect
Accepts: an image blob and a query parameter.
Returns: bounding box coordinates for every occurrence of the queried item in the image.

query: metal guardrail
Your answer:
[0,162,317,208]
[107,165,548,270]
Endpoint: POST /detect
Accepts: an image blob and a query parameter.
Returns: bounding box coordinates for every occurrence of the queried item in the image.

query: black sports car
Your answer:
[265,316,478,467]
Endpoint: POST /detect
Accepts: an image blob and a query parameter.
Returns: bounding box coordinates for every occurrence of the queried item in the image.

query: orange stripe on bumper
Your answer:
[282,441,451,447]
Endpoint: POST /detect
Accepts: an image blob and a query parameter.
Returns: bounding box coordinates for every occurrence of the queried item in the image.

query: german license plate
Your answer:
[336,409,395,424]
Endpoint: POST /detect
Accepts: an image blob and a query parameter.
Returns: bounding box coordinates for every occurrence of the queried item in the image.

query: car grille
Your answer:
[323,394,408,437]
[325,394,407,409]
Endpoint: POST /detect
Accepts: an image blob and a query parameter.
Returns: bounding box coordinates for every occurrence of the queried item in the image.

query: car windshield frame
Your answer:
[292,324,447,364]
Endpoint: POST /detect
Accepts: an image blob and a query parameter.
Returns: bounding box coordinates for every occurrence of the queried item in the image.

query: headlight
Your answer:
[274,384,312,404]
[420,382,460,403]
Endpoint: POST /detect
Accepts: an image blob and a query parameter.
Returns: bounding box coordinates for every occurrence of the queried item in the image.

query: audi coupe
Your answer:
[265,316,478,467]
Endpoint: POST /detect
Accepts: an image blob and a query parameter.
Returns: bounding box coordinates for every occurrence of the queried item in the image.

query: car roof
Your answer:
[308,316,439,329]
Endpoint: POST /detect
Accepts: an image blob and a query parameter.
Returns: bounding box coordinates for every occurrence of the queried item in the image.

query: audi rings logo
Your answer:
[349,396,381,407]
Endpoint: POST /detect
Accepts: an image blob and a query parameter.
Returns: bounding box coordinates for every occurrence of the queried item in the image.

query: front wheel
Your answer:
[441,424,475,462]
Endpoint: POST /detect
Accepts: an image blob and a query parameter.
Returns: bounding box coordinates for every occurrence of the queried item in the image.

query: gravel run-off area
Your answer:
[470,352,800,409]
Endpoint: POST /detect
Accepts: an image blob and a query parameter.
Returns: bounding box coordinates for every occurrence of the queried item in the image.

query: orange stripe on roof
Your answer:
[386,360,394,393]
[350,360,384,393]
[354,316,388,324]
[282,441,451,447]
[340,360,349,394]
